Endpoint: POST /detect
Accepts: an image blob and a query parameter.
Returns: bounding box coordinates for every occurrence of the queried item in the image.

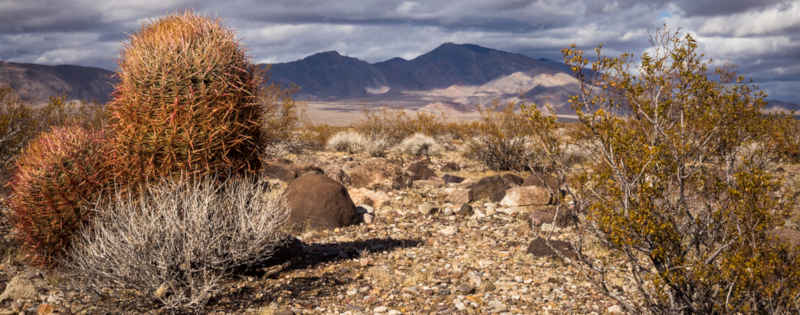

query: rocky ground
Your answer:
[1,143,797,314]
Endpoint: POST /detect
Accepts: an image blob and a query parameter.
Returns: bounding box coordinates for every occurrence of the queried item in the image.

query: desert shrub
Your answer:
[394,133,443,157]
[326,130,367,153]
[106,12,262,186]
[466,103,542,171]
[766,113,800,162]
[297,122,346,150]
[0,88,36,181]
[354,109,449,144]
[67,175,289,312]
[260,83,301,145]
[546,27,800,313]
[0,90,106,185]
[6,126,111,266]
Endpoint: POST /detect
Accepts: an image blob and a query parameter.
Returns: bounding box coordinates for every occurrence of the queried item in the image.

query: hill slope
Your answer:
[0,61,115,104]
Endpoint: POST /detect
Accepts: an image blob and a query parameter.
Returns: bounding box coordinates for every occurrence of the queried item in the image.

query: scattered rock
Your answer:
[500,186,550,207]
[405,159,436,181]
[607,305,624,314]
[419,203,439,215]
[284,173,358,231]
[439,226,457,236]
[348,188,391,209]
[344,158,399,188]
[441,162,461,172]
[412,178,445,189]
[457,204,474,216]
[487,300,508,313]
[523,173,559,189]
[442,174,465,184]
[445,188,472,205]
[527,237,575,258]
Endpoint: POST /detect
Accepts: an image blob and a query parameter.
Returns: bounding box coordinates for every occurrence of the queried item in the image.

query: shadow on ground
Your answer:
[208,237,423,311]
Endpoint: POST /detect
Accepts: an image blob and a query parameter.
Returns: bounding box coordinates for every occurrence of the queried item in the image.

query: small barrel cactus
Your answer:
[107,11,263,185]
[6,126,110,266]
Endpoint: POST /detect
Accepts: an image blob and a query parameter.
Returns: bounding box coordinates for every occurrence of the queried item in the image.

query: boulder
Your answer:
[468,174,523,202]
[500,186,550,207]
[284,173,358,231]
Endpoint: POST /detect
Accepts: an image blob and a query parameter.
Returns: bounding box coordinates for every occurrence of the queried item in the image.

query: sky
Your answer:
[0,0,798,103]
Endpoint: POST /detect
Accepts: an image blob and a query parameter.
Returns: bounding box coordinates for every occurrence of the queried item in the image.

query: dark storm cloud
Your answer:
[0,0,798,102]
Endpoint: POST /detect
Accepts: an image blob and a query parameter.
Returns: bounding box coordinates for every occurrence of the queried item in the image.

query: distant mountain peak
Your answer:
[304,50,344,60]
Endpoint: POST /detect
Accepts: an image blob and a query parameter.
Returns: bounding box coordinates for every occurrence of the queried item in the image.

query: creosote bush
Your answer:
[107,11,262,187]
[466,103,541,171]
[6,126,110,266]
[67,175,289,312]
[546,27,800,314]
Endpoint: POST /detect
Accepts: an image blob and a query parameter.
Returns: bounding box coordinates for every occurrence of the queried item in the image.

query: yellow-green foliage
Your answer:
[6,126,111,267]
[562,27,800,313]
[766,114,800,162]
[107,12,262,185]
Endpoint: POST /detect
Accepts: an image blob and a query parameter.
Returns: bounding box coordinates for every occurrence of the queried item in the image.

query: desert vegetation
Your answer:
[1,15,799,315]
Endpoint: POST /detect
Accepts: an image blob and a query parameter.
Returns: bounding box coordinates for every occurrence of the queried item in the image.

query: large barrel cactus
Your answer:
[6,126,110,266]
[107,12,263,185]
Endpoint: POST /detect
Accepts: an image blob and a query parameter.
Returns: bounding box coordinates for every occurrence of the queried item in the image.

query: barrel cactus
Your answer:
[107,12,263,185]
[6,126,110,266]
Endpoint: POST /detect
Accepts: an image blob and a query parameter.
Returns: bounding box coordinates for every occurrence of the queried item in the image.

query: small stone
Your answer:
[607,305,624,314]
[346,288,358,296]
[454,300,467,311]
[374,306,388,313]
[488,300,508,313]
[419,203,438,215]
[387,310,402,315]
[439,226,457,236]
[455,284,476,295]
[457,204,474,216]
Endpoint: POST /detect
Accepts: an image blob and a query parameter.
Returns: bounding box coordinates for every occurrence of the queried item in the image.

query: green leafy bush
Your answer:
[6,126,110,266]
[107,11,263,186]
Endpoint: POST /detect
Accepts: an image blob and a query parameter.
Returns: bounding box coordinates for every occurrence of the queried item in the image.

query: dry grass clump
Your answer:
[354,109,450,144]
[394,133,443,157]
[67,175,289,312]
[326,130,389,156]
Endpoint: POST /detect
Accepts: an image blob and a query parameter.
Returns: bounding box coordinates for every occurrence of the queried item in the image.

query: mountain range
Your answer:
[1,43,797,114]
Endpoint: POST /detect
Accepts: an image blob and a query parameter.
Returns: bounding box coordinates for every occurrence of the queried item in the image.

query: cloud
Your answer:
[0,0,797,103]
